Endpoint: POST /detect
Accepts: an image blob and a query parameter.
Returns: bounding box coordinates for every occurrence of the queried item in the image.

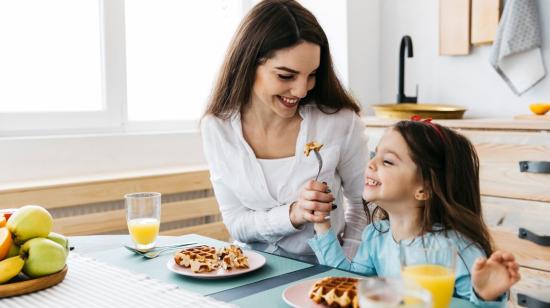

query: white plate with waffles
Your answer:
[166,245,266,279]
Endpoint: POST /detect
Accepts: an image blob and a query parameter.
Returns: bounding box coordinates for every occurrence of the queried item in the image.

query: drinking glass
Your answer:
[400,239,457,308]
[358,277,431,308]
[125,192,161,251]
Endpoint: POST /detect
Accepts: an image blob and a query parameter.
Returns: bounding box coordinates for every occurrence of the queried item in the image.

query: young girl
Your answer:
[309,118,520,306]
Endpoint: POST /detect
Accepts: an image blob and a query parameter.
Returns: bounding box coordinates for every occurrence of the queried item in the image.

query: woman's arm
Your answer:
[338,113,369,257]
[201,117,299,243]
[211,179,300,244]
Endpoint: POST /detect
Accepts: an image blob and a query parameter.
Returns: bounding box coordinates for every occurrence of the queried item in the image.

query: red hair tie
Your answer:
[410,115,445,142]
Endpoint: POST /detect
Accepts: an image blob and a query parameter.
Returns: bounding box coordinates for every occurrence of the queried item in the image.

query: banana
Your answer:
[0,255,25,284]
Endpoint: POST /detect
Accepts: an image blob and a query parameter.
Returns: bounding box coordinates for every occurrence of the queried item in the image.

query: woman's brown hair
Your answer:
[366,120,494,257]
[203,0,360,119]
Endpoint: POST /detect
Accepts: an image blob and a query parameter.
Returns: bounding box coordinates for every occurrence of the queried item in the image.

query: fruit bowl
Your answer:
[0,266,67,298]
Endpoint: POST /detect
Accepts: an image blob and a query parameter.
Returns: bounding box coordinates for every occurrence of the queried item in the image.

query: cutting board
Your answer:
[471,0,501,45]
[439,0,471,55]
[513,114,550,121]
[0,266,68,298]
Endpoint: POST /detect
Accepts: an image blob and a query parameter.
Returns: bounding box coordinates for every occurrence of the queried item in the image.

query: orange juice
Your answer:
[402,264,455,308]
[127,218,160,245]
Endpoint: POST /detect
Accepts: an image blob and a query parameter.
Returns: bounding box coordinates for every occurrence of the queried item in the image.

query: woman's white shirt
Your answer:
[201,105,369,257]
[257,157,295,200]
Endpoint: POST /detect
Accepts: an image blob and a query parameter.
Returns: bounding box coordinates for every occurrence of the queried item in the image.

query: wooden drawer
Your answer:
[482,196,550,271]
[509,267,550,307]
[461,130,550,203]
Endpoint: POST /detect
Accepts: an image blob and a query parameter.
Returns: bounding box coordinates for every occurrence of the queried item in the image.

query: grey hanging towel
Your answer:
[489,0,546,95]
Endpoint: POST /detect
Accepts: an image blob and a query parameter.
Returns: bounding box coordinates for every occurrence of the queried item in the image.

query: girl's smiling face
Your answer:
[363,128,425,208]
[250,41,320,118]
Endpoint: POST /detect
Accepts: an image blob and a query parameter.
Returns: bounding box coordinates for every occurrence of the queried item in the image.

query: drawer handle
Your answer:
[519,161,550,174]
[518,228,550,246]
[518,293,550,308]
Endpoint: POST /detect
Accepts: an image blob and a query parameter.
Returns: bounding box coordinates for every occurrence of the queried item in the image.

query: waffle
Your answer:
[218,245,249,270]
[174,244,249,273]
[174,245,219,273]
[309,277,359,308]
[304,141,323,157]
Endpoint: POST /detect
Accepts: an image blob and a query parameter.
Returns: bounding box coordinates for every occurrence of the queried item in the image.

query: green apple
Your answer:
[47,232,69,253]
[20,238,67,278]
[7,205,53,244]
[7,242,19,258]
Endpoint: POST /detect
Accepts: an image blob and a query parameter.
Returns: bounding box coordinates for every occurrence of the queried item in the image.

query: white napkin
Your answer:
[1,254,237,308]
[489,0,546,95]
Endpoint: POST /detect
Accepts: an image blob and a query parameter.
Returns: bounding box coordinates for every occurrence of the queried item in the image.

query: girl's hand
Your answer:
[289,180,334,228]
[313,210,331,235]
[472,250,521,301]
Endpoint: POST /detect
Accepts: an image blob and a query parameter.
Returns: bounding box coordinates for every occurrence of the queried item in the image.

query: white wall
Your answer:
[0,132,205,188]
[347,0,380,108]
[370,0,550,118]
[299,0,349,86]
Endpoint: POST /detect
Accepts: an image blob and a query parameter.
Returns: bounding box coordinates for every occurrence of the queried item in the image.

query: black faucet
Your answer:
[397,35,418,104]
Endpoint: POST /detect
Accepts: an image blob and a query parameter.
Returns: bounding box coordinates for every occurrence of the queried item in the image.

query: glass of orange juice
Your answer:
[125,192,161,251]
[400,239,457,308]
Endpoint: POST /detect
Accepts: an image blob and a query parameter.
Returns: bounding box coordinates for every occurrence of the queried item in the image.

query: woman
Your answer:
[201,0,368,262]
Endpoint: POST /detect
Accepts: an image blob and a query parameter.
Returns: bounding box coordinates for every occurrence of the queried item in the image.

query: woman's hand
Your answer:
[472,250,521,301]
[289,180,334,228]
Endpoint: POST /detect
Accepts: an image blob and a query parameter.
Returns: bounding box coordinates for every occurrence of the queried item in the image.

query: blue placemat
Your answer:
[72,234,313,296]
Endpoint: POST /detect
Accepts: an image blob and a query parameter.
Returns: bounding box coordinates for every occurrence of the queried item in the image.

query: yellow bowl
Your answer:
[529,103,550,115]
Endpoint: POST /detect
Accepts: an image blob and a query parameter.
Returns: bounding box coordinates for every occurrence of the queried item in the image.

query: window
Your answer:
[0,0,245,135]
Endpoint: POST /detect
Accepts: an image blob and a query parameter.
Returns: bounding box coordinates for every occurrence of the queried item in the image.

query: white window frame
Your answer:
[0,0,251,137]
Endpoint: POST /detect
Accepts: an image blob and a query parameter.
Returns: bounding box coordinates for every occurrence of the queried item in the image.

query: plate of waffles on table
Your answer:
[282,277,360,308]
[166,244,266,279]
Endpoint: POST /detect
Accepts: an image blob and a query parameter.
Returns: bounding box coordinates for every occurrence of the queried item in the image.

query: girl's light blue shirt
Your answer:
[308,221,506,308]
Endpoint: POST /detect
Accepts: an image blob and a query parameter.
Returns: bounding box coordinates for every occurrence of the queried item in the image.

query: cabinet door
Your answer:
[462,130,550,202]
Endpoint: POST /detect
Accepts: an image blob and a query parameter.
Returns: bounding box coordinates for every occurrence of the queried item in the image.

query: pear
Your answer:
[21,238,66,278]
[47,232,69,253]
[7,205,53,244]
[7,243,19,258]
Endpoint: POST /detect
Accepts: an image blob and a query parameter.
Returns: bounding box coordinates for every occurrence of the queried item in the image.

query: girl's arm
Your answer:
[308,226,376,276]
[337,113,370,257]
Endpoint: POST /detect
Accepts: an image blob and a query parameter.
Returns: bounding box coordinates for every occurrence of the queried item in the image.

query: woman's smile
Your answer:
[277,95,299,108]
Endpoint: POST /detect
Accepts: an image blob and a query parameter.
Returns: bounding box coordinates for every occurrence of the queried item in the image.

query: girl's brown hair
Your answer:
[203,0,360,119]
[366,121,493,256]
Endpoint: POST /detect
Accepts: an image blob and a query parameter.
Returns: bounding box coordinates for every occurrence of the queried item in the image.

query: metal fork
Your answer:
[124,242,197,256]
[312,150,332,220]
[143,244,198,259]
[313,150,323,181]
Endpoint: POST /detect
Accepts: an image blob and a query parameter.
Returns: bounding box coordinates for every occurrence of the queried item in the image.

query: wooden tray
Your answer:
[0,266,68,298]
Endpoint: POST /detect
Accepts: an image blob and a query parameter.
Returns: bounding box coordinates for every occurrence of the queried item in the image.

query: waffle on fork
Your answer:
[309,277,359,308]
[304,141,323,157]
[174,244,249,273]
